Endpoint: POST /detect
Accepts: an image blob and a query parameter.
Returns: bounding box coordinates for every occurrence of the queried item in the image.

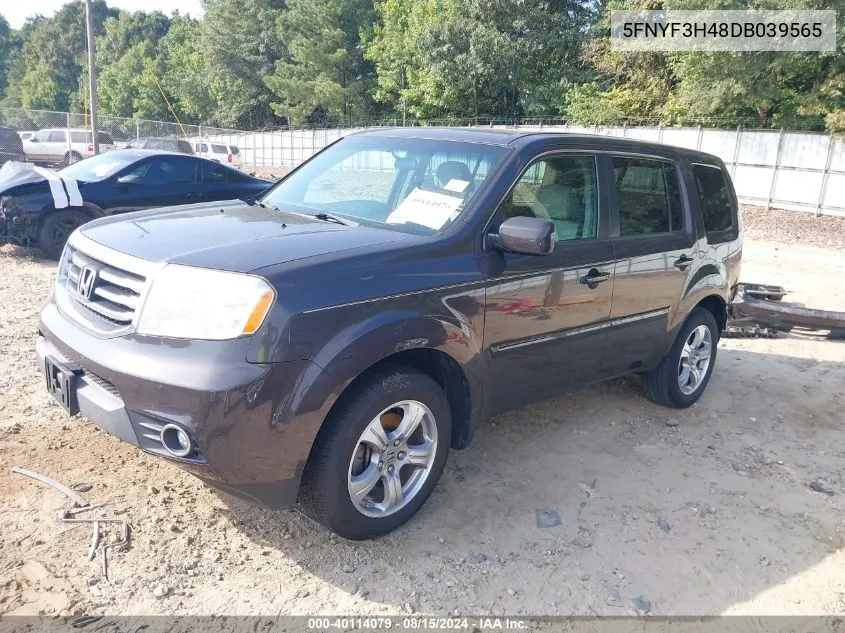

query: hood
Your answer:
[79,200,406,272]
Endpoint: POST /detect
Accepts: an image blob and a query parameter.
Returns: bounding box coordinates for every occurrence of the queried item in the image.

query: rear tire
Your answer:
[38,209,90,259]
[64,151,82,165]
[299,366,451,540]
[643,307,719,408]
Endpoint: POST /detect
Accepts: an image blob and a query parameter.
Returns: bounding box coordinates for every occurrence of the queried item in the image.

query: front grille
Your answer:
[61,244,147,331]
[83,370,120,398]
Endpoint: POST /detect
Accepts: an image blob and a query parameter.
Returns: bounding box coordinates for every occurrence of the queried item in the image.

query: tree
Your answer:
[159,16,217,124]
[265,0,377,126]
[3,1,115,112]
[365,0,594,121]
[201,0,286,128]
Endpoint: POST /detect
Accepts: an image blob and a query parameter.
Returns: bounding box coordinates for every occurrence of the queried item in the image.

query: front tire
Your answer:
[38,209,90,259]
[299,366,452,540]
[643,307,719,408]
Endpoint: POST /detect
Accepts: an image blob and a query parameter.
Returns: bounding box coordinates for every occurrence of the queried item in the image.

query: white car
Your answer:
[23,128,115,165]
[191,139,241,168]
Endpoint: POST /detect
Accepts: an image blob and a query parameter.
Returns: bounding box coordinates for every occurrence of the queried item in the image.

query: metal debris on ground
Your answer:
[729,283,845,339]
[535,509,562,528]
[11,466,91,507]
[809,480,835,496]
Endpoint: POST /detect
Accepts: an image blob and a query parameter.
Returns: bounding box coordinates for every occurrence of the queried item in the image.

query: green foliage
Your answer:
[0,0,840,134]
[265,0,376,126]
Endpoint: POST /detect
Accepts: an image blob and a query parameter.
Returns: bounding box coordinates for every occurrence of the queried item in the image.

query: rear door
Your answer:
[484,151,615,414]
[46,130,69,161]
[599,155,696,378]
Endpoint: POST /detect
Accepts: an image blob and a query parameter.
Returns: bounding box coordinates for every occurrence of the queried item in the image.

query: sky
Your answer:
[1,0,204,29]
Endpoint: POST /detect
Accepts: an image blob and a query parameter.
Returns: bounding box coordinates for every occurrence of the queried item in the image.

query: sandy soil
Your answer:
[0,230,843,617]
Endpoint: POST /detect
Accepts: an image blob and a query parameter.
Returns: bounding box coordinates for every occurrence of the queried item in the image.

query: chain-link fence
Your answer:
[0,106,248,164]
[1,106,841,216]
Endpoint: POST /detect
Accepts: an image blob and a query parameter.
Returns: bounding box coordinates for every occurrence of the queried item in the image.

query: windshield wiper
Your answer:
[312,212,359,228]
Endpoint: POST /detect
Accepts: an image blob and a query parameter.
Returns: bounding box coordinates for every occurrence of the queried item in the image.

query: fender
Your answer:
[253,296,486,482]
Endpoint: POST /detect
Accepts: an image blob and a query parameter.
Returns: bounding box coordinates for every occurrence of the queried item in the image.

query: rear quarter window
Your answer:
[692,164,737,243]
[211,143,228,153]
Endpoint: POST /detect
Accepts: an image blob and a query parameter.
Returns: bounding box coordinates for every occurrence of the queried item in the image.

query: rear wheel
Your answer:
[299,366,451,540]
[643,307,719,408]
[64,151,82,165]
[38,209,89,259]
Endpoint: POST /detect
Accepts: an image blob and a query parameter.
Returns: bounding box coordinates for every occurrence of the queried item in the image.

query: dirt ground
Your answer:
[1,213,843,617]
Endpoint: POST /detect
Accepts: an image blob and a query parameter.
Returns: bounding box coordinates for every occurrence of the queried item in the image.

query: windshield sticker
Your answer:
[444,179,470,193]
[386,188,463,230]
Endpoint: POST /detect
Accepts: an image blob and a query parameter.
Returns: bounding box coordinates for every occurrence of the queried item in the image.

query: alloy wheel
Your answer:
[678,324,713,395]
[347,400,438,518]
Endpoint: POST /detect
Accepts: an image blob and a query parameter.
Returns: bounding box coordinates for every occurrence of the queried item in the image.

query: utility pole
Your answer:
[85,0,100,154]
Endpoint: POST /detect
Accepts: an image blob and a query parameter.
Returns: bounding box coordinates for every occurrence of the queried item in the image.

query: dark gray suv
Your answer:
[36,128,742,539]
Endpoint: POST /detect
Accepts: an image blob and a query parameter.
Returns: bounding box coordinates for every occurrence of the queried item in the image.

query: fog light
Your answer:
[160,424,193,458]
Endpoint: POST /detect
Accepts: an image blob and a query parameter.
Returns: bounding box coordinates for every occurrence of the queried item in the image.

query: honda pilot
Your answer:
[36,128,742,539]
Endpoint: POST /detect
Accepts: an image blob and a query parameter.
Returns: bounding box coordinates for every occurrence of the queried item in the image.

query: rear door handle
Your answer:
[674,254,694,270]
[580,268,612,289]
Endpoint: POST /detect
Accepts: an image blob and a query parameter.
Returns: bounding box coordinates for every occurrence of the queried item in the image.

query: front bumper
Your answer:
[37,301,320,509]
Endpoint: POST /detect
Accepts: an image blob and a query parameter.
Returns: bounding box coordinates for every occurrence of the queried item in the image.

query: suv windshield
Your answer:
[59,152,138,181]
[259,136,507,234]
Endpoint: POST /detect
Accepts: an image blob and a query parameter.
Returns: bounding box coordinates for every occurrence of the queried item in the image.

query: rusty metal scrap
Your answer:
[728,283,845,338]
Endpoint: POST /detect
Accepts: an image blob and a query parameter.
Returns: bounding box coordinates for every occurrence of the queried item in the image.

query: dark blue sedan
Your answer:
[0,150,271,257]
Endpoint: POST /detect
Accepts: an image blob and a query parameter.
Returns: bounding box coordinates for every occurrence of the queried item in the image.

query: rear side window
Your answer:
[196,143,208,153]
[71,131,86,143]
[612,157,683,235]
[203,161,228,182]
[211,143,228,153]
[692,164,736,240]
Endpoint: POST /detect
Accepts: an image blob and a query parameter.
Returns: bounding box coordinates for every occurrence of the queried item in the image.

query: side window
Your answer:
[612,157,678,235]
[196,143,208,153]
[125,157,197,184]
[502,155,598,242]
[48,130,67,143]
[71,131,87,143]
[203,161,228,183]
[34,130,50,142]
[692,164,735,237]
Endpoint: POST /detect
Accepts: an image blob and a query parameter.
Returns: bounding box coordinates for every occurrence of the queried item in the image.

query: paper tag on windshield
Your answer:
[386,188,463,230]
[444,179,469,193]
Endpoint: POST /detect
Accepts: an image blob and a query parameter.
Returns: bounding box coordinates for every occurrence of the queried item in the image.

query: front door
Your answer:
[483,153,614,415]
[599,156,696,378]
[108,156,203,214]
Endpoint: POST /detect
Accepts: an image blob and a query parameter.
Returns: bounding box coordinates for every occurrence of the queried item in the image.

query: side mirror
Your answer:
[493,216,556,256]
[117,173,141,185]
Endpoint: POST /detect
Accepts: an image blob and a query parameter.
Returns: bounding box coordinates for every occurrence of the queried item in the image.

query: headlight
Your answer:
[136,265,275,340]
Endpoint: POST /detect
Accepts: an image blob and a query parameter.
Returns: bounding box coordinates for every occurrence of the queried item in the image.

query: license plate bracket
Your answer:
[44,356,81,415]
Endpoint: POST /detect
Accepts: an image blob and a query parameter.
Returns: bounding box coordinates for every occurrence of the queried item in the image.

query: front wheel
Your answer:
[299,366,451,540]
[38,209,90,259]
[642,307,719,408]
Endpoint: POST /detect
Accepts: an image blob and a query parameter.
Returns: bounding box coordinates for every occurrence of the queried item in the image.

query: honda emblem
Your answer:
[77,265,98,301]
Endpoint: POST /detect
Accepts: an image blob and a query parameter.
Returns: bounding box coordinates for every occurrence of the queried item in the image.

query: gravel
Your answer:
[741,205,845,251]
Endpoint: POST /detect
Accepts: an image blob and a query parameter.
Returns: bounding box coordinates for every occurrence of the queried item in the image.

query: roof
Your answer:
[350,126,723,162]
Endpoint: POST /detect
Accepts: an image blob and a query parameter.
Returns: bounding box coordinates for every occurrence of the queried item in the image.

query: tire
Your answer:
[38,209,90,259]
[64,151,82,165]
[642,307,719,408]
[299,365,452,540]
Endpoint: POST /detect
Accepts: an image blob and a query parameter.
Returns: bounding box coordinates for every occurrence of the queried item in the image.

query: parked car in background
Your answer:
[0,149,270,257]
[192,139,235,165]
[0,127,26,165]
[23,128,116,165]
[18,131,35,142]
[126,137,194,155]
[33,128,742,540]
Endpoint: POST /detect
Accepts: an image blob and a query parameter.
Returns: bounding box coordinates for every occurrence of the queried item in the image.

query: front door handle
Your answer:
[674,254,694,270]
[580,268,612,289]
